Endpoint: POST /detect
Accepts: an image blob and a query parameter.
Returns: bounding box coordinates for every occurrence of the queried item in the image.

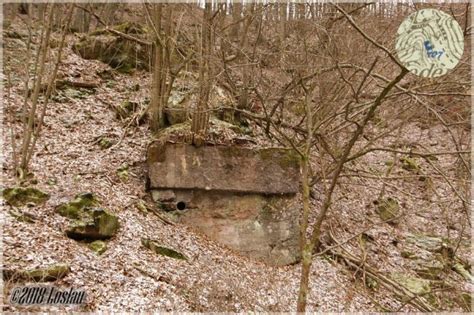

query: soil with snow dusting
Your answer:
[2,16,471,312]
[1,27,377,312]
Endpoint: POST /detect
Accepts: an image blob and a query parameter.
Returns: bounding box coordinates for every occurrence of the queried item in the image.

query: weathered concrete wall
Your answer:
[151,189,301,266]
[147,143,300,194]
[147,143,301,266]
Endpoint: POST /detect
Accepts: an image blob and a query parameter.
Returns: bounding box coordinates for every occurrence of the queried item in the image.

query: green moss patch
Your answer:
[88,240,107,255]
[400,156,420,172]
[2,187,49,207]
[375,197,400,222]
[117,164,129,182]
[98,137,116,149]
[391,273,431,295]
[142,238,188,261]
[56,192,99,219]
[66,208,119,240]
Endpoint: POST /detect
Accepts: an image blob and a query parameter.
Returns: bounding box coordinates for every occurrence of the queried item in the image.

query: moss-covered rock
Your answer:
[413,257,445,279]
[375,197,400,222]
[66,208,119,240]
[141,238,187,261]
[88,240,107,255]
[384,160,394,166]
[116,164,129,182]
[57,193,119,240]
[460,292,472,311]
[63,87,91,99]
[56,192,99,219]
[391,273,431,295]
[8,209,37,223]
[453,262,473,282]
[400,156,420,172]
[2,187,49,207]
[98,137,115,149]
[4,263,70,282]
[25,263,70,282]
[406,234,446,252]
[73,24,151,73]
[401,233,456,280]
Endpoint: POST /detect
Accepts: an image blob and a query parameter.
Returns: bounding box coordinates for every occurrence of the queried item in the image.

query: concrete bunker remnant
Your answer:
[147,142,301,266]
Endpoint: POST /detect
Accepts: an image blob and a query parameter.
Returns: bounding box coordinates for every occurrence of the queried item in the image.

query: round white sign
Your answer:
[395,8,464,78]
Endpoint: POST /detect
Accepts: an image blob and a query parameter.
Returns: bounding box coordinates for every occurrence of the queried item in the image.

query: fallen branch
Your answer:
[74,4,151,47]
[56,79,100,89]
[3,263,70,282]
[327,231,435,312]
[134,199,175,226]
[133,264,171,284]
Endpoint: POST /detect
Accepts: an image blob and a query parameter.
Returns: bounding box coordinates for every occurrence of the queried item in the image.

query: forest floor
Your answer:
[2,22,472,312]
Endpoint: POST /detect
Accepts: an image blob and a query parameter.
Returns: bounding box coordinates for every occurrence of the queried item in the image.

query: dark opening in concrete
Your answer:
[176,201,186,210]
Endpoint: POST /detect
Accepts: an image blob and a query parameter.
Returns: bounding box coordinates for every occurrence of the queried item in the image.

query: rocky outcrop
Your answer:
[391,273,432,295]
[164,73,234,126]
[56,193,120,240]
[401,233,452,280]
[65,209,119,240]
[73,22,151,73]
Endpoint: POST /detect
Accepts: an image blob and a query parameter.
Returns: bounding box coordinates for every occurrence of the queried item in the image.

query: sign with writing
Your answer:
[395,8,464,78]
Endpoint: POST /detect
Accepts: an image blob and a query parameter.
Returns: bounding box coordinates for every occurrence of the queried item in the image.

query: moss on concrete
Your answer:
[259,148,301,169]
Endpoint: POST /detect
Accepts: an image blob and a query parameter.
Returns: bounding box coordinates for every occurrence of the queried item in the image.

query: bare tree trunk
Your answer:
[296,67,408,312]
[231,1,241,40]
[37,3,46,21]
[19,4,54,174]
[297,2,306,20]
[160,5,173,121]
[26,5,75,167]
[191,2,212,146]
[279,2,287,41]
[72,6,90,33]
[297,245,313,312]
[150,4,165,131]
[237,3,254,111]
[296,80,315,312]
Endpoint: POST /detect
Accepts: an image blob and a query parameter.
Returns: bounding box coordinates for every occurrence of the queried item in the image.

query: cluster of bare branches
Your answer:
[6,3,74,181]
